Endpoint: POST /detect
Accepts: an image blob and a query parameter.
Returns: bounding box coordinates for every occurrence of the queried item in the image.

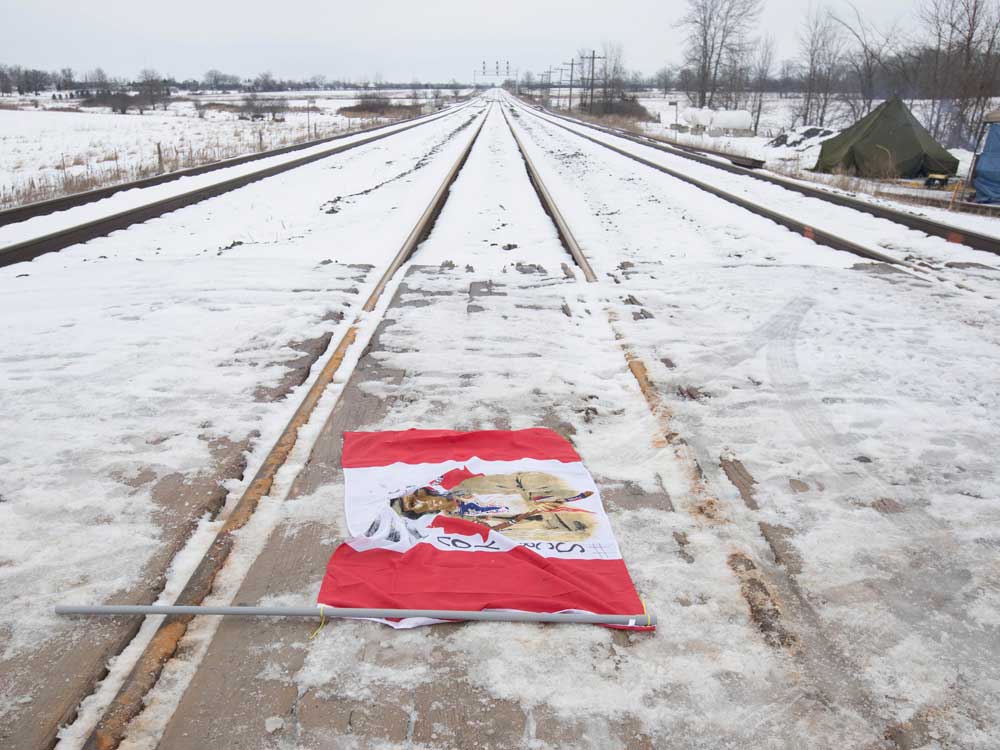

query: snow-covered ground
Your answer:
[505,94,1000,745]
[0,103,473,248]
[519,101,1000,259]
[0,89,469,209]
[3,91,1000,748]
[537,92,986,219]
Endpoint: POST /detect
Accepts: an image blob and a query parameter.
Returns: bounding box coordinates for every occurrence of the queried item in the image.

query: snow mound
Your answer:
[767,126,835,150]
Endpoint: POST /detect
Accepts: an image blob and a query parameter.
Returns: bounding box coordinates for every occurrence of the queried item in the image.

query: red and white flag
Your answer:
[318,428,652,629]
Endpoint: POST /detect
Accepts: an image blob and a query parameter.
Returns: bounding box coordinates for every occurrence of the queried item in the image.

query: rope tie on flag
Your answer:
[309,605,327,639]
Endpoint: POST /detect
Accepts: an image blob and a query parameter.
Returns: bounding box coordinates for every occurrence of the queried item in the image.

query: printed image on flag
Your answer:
[317,428,652,630]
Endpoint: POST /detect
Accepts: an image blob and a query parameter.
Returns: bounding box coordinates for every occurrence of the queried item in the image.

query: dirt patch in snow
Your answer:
[254,331,334,402]
[758,522,803,575]
[720,455,758,510]
[727,552,798,648]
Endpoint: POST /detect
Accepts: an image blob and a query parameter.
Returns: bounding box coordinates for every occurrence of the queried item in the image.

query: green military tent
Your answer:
[813,96,959,178]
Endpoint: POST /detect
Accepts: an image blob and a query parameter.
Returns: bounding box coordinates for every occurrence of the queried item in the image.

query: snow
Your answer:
[0,102,471,247]
[516,102,1000,286]
[5,90,1000,747]
[500,90,1000,744]
[264,716,284,733]
[0,88,469,209]
[0,102,489,741]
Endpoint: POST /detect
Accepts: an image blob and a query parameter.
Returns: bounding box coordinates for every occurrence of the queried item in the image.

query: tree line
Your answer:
[517,0,999,148]
[0,65,466,99]
[679,0,999,147]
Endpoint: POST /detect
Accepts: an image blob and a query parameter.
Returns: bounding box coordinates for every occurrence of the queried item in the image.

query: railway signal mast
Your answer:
[477,59,511,89]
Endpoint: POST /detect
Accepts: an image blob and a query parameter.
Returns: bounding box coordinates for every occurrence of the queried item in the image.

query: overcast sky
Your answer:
[2,0,918,83]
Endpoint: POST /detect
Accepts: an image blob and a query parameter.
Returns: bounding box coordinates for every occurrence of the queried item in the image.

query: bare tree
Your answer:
[749,35,776,132]
[795,6,843,126]
[138,68,169,109]
[777,59,797,98]
[241,92,267,119]
[266,96,288,120]
[17,68,50,95]
[87,67,110,93]
[717,31,755,109]
[832,2,896,120]
[598,41,627,113]
[916,0,1000,147]
[254,71,279,92]
[523,70,536,96]
[203,69,226,90]
[654,66,674,95]
[681,0,762,107]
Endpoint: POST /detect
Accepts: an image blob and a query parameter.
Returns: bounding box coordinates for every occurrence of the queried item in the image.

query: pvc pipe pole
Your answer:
[55,604,655,627]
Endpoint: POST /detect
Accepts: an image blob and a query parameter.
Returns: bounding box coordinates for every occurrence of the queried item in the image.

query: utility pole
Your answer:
[563,59,576,112]
[587,51,605,114]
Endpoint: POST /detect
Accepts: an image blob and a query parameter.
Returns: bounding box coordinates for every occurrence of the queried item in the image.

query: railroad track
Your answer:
[67,95,610,750]
[506,94,1000,300]
[513,95,1000,258]
[70,97,616,750]
[69,100,490,750]
[23,89,992,750]
[51,93,901,749]
[0,101,476,268]
[0,102,473,228]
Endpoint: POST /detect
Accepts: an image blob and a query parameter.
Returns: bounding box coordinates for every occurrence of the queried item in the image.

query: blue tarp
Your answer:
[973,124,1000,204]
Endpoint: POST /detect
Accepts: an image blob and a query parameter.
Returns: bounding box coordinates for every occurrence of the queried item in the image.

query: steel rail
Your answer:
[73,107,491,750]
[500,104,598,281]
[516,96,1000,256]
[55,604,655,627]
[0,101,472,228]
[506,98,899,265]
[0,102,476,268]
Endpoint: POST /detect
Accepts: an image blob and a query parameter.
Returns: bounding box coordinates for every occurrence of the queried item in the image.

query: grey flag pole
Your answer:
[54,604,655,628]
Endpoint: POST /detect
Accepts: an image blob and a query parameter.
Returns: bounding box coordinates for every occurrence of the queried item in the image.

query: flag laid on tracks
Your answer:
[318,428,652,629]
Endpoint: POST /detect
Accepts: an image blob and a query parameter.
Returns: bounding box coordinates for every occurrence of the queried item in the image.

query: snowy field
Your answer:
[2,92,999,748]
[0,88,467,208]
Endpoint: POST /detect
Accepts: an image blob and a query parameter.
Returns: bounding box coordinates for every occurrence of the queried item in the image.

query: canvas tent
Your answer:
[972,110,1000,204]
[813,96,959,178]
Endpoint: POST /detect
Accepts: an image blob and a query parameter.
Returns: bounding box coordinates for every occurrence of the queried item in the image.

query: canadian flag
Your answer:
[318,428,652,630]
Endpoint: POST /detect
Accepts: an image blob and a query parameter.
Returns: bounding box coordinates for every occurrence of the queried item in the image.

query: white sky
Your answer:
[1,0,918,83]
